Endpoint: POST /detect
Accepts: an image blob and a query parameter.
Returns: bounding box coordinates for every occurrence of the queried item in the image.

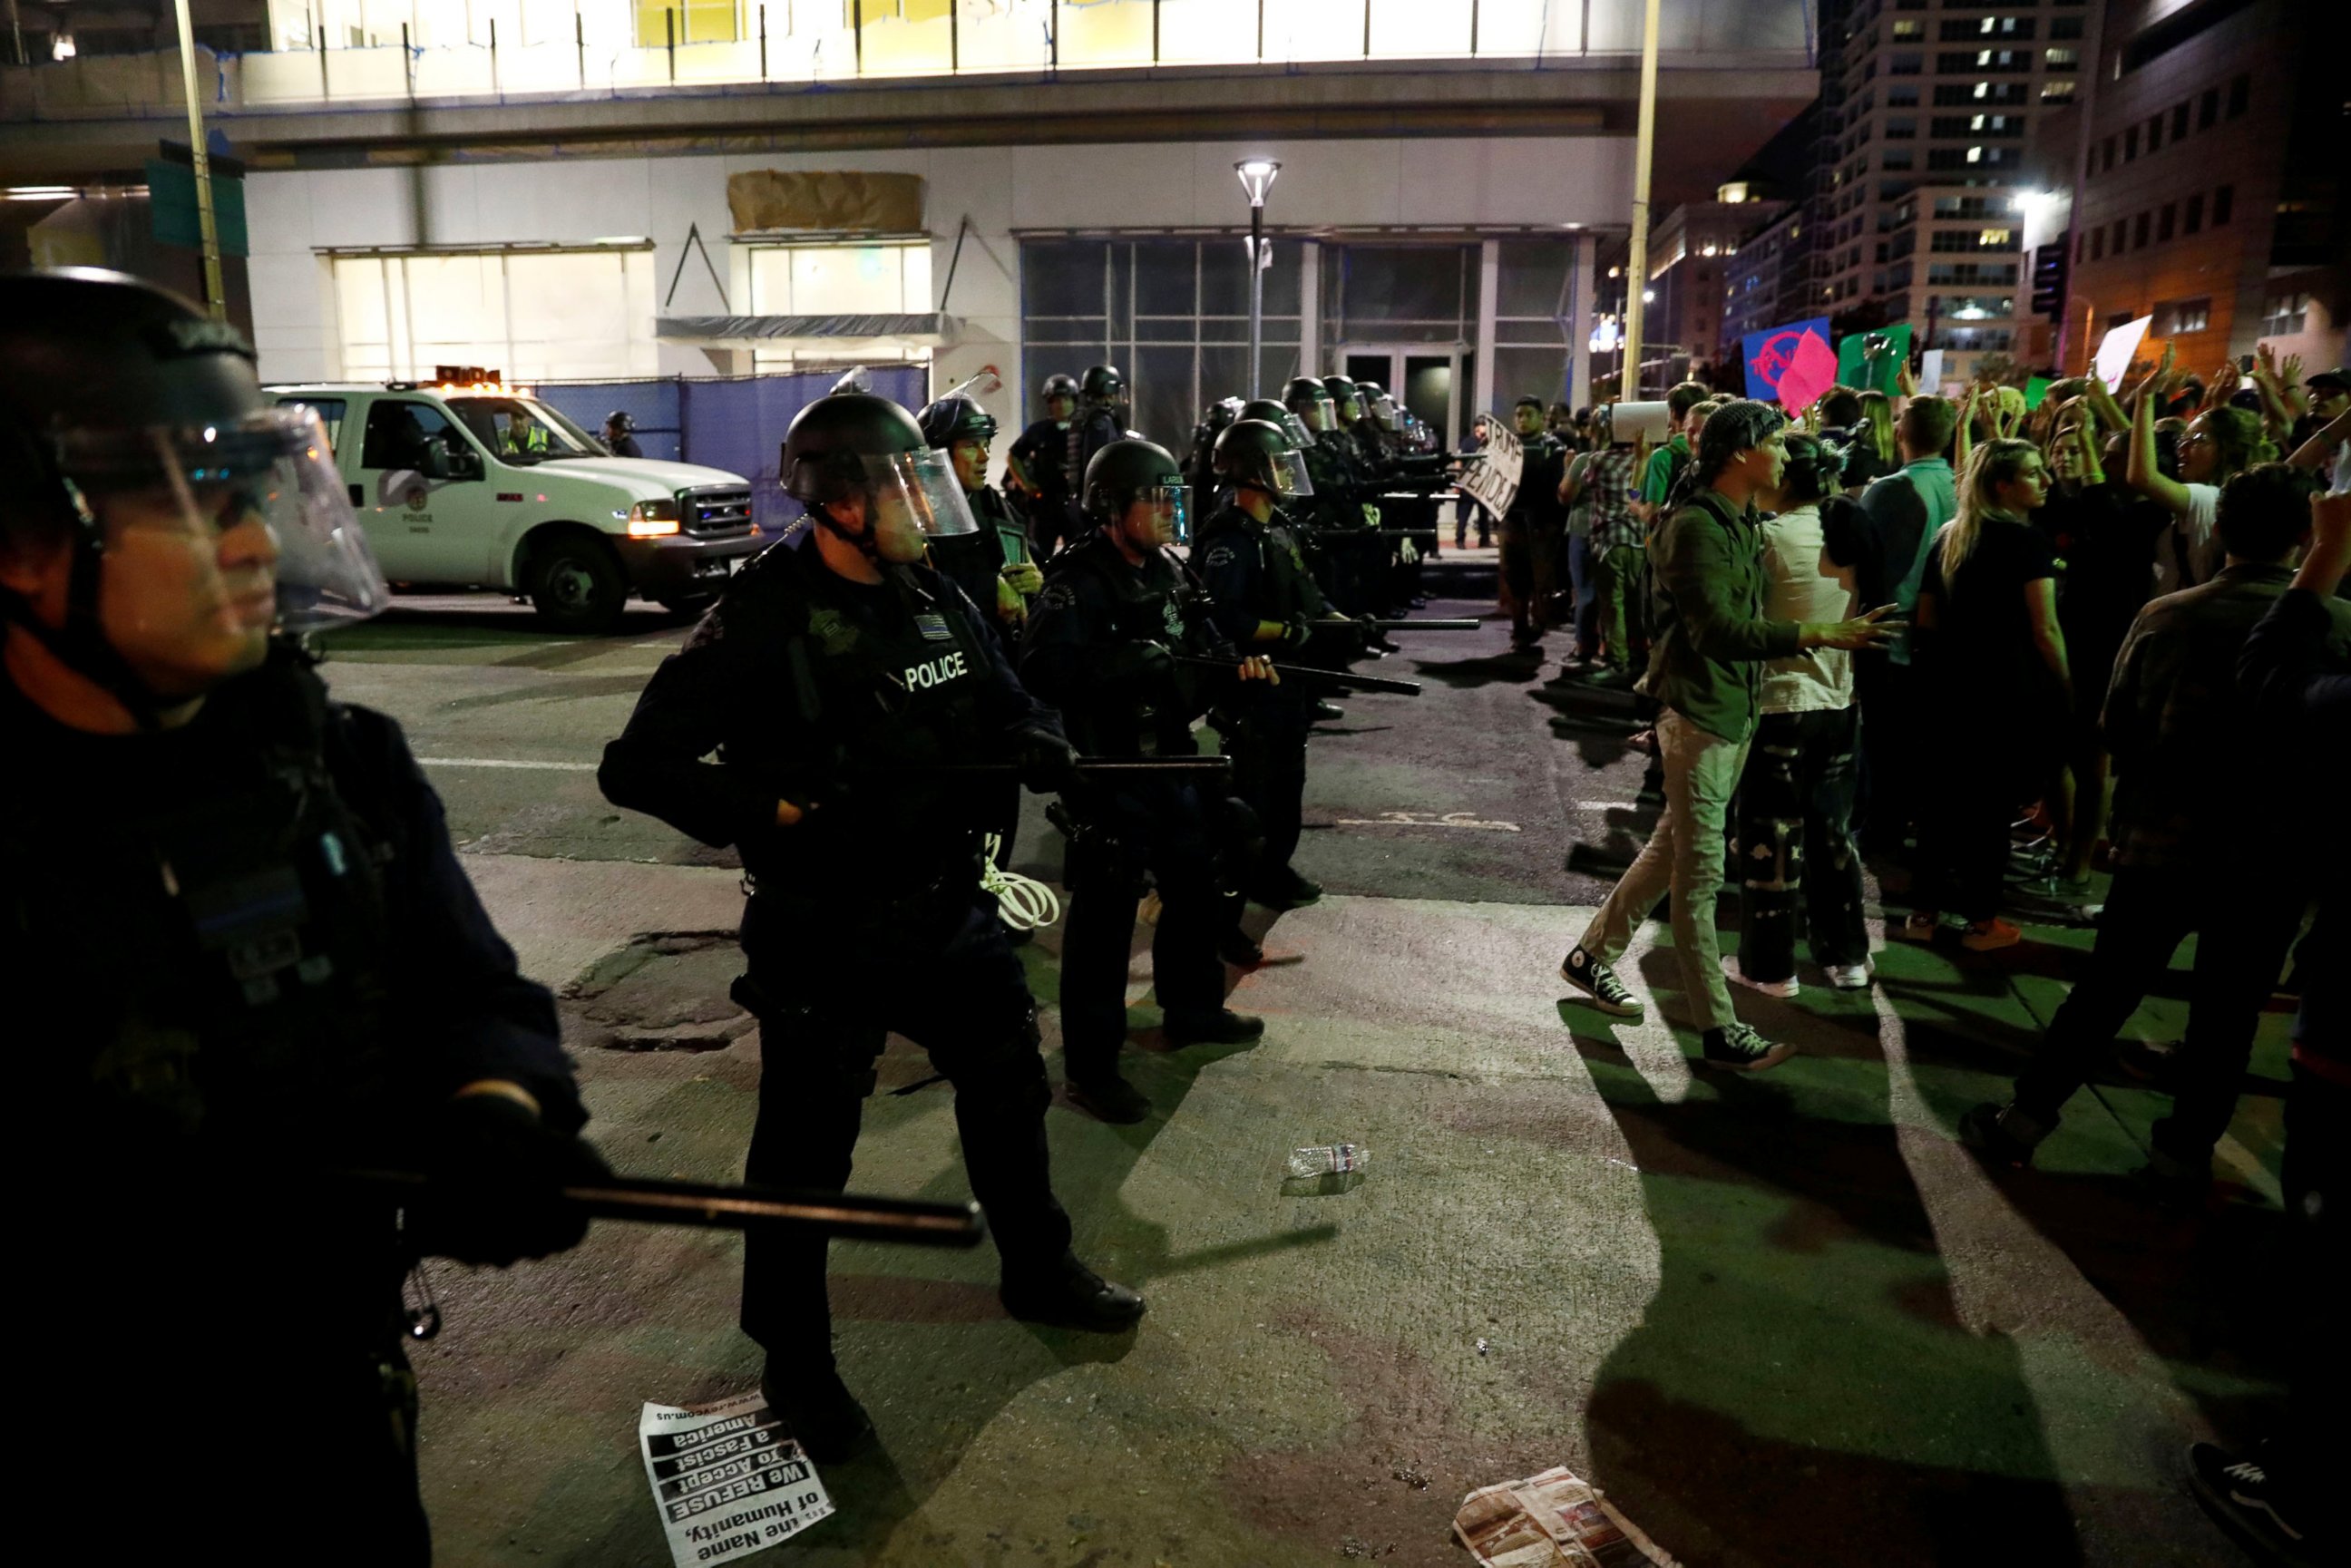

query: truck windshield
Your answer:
[445,396,601,464]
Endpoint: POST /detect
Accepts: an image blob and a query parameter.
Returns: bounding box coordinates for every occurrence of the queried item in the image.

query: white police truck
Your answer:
[270,382,761,633]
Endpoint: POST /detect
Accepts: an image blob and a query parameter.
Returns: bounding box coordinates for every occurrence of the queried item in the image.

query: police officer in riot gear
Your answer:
[1194,418,1332,910]
[1351,380,1395,466]
[1021,440,1273,1123]
[1068,364,1132,507]
[599,391,1143,1464]
[1,268,602,1563]
[1007,371,1082,558]
[1185,395,1244,524]
[918,392,1044,649]
[602,409,644,457]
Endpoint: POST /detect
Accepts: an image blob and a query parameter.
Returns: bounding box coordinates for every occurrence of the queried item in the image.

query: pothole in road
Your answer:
[560,930,756,1052]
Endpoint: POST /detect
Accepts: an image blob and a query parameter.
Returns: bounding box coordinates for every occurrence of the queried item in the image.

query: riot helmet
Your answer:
[1197,396,1244,441]
[781,392,980,562]
[1079,364,1128,414]
[1243,397,1316,453]
[1040,372,1080,422]
[1357,380,1400,430]
[604,410,636,433]
[1083,438,1191,548]
[0,268,388,726]
[1283,375,1337,433]
[918,394,1000,493]
[1212,418,1315,499]
[1322,375,1362,424]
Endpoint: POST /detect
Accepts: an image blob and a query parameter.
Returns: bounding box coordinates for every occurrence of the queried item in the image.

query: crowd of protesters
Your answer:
[1525,348,2347,1563]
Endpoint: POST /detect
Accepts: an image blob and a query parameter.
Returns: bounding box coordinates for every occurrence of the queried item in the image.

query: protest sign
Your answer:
[2024,376,2053,410]
[1776,330,1840,416]
[1835,322,1914,395]
[1604,401,1672,445]
[639,1389,834,1567]
[1461,418,1524,519]
[1741,317,1833,404]
[2094,316,2152,392]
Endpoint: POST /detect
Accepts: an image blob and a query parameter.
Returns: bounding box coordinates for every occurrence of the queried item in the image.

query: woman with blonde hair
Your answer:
[1844,388,1900,492]
[1897,437,2071,951]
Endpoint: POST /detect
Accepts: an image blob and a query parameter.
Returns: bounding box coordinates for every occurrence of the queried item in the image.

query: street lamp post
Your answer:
[1235,159,1281,399]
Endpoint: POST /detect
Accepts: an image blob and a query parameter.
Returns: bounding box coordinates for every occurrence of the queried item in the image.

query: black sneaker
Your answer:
[2187,1442,2317,1567]
[760,1359,875,1465]
[1066,1074,1151,1125]
[1558,947,1643,1018]
[1699,1021,1795,1072]
[1165,1008,1264,1047]
[1957,1101,2044,1169]
[1000,1251,1146,1331]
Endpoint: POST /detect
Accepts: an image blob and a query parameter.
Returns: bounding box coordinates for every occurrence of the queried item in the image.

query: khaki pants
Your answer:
[1575,708,1751,1032]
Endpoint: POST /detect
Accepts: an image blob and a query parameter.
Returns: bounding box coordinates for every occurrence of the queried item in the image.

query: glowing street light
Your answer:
[1235,160,1282,397]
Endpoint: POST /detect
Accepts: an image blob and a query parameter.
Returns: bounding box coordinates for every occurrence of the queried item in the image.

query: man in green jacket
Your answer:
[1560,400,1895,1069]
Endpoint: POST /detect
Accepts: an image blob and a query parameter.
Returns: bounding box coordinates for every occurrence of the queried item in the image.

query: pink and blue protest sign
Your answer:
[1741,317,1835,410]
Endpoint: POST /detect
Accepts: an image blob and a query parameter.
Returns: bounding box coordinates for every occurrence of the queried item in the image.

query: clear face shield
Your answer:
[1370,394,1401,431]
[856,445,980,560]
[1269,446,1316,499]
[1278,411,1318,451]
[1122,482,1192,548]
[54,405,390,634]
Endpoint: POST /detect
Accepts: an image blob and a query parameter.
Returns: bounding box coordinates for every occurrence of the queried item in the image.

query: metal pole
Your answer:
[1248,206,1265,399]
[665,5,674,80]
[854,0,862,75]
[1619,0,1661,397]
[951,0,958,72]
[403,21,415,100]
[488,15,497,93]
[576,9,585,90]
[171,0,227,320]
[1256,0,1264,59]
[758,2,766,80]
[1151,0,1159,63]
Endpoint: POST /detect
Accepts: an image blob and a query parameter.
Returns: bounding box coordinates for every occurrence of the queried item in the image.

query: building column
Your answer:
[1473,238,1498,421]
[1568,231,1597,409]
[1300,239,1322,376]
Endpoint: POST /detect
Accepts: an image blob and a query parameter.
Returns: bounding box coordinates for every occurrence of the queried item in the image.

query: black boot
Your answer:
[1000,1251,1146,1330]
[1066,1073,1151,1125]
[1164,1008,1265,1047]
[761,1357,875,1465]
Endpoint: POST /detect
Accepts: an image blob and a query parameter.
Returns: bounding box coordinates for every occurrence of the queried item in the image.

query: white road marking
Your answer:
[415,756,598,772]
[1334,811,1521,833]
[1573,800,1643,812]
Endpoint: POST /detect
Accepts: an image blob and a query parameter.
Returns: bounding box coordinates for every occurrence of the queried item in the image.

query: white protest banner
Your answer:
[1460,418,1523,520]
[2093,316,2153,393]
[639,1389,834,1567]
[1918,349,1946,395]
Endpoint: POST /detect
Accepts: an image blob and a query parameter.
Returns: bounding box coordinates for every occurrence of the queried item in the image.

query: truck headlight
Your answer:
[627,497,681,537]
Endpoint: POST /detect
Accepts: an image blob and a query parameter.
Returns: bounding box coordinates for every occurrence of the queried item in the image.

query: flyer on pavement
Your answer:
[639,1389,834,1567]
[1454,1466,1682,1568]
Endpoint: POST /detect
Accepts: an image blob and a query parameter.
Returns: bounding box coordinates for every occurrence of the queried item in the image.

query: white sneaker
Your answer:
[1825,962,1874,990]
[1721,956,1799,998]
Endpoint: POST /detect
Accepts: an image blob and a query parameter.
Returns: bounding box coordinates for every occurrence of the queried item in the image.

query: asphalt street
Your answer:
[309,567,2290,1568]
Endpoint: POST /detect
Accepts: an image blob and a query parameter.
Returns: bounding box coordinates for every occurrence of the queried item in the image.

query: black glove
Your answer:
[410,1093,610,1267]
[1280,615,1317,651]
[1011,725,1081,794]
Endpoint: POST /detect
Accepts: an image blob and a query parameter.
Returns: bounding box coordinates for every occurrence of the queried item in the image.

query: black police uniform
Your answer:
[1020,533,1244,1078]
[610,432,645,458]
[1008,415,1076,557]
[927,483,1034,654]
[6,643,583,1565]
[598,526,1075,1364]
[1193,504,1325,892]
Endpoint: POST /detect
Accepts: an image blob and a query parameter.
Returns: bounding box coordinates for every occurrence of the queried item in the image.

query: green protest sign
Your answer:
[1834,322,1913,394]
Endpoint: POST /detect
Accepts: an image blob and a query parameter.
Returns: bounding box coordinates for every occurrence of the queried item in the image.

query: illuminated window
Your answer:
[2260,293,2308,336]
[332,247,658,383]
[1978,229,2012,247]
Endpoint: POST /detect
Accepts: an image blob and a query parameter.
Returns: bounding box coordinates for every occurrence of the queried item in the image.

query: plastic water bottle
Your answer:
[1286,1144,1367,1179]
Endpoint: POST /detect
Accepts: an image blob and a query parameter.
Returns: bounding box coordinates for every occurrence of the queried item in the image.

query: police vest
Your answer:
[1042,536,1214,760]
[0,646,405,1158]
[720,536,998,889]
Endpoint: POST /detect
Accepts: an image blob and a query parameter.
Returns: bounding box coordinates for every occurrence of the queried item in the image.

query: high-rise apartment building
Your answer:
[1810,0,2097,381]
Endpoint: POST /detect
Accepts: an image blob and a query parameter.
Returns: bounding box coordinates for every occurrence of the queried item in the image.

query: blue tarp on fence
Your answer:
[534,368,929,531]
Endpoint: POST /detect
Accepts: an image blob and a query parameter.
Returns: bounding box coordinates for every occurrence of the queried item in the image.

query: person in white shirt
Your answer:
[2127,394,2272,597]
[1725,431,1876,996]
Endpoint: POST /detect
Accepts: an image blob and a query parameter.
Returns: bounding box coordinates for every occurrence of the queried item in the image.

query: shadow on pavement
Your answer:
[1564,1032,2090,1566]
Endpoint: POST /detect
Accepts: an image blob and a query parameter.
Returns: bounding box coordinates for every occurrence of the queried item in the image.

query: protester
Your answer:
[1899,438,2068,951]
[1844,389,1900,493]
[1559,400,1893,1070]
[1560,416,1642,682]
[1962,463,2340,1185]
[1853,394,1959,861]
[1726,432,1875,995]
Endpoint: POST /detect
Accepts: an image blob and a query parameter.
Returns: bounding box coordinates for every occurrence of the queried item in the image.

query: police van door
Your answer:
[356,400,492,582]
[1341,347,1464,449]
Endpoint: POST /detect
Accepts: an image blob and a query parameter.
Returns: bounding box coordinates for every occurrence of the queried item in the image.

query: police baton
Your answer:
[1360,618,1481,631]
[863,758,1234,779]
[1173,654,1422,696]
[346,1171,988,1248]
